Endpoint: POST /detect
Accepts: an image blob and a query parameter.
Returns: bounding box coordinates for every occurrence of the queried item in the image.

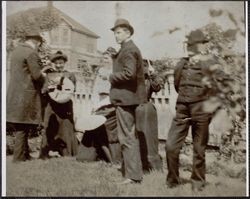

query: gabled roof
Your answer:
[7,6,100,39]
[53,7,99,38]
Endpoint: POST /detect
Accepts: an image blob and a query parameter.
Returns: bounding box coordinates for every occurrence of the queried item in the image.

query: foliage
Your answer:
[152,58,176,81]
[7,7,61,52]
[77,63,93,77]
[199,23,245,137]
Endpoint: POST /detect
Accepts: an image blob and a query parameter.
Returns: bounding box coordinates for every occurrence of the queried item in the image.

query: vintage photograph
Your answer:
[2,1,247,197]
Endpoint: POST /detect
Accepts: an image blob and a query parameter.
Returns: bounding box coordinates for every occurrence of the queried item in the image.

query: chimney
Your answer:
[47,1,53,8]
[115,2,122,19]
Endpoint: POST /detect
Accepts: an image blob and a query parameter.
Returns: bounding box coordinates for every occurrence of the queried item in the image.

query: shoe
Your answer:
[117,178,142,185]
[166,178,183,188]
[48,150,61,157]
[192,185,205,192]
[12,157,33,163]
[39,153,50,160]
[166,182,180,188]
[191,181,206,192]
[26,156,35,161]
[12,158,25,163]
[111,163,122,170]
[166,177,191,188]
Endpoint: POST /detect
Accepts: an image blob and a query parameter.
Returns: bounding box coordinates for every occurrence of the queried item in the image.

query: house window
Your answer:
[87,43,94,53]
[51,28,59,45]
[62,28,69,43]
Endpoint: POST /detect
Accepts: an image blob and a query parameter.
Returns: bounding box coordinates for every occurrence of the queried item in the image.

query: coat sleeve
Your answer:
[109,50,137,85]
[26,52,45,85]
[174,59,186,92]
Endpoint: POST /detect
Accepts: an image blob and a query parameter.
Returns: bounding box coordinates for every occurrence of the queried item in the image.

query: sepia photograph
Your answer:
[1,0,248,197]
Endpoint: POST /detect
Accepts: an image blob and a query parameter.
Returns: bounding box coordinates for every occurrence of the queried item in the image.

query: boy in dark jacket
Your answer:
[109,18,147,184]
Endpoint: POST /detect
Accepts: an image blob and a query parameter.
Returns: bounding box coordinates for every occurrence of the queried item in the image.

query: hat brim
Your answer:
[111,24,134,35]
[26,35,44,43]
[50,55,68,63]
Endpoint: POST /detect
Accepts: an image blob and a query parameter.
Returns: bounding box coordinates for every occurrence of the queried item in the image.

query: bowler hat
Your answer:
[50,51,68,63]
[25,30,44,43]
[186,29,208,45]
[111,18,134,35]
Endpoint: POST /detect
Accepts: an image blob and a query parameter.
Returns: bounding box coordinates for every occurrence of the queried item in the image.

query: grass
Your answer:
[5,154,246,197]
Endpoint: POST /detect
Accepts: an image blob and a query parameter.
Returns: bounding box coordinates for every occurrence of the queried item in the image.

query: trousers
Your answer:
[136,102,163,172]
[11,123,37,161]
[116,106,143,181]
[166,101,211,185]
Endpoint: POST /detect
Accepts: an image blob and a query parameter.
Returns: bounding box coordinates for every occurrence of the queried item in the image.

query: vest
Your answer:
[177,58,217,103]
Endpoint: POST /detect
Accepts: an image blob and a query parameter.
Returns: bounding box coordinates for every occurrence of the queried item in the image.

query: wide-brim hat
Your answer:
[111,18,134,35]
[185,29,209,45]
[50,51,68,63]
[25,30,44,43]
[75,115,107,131]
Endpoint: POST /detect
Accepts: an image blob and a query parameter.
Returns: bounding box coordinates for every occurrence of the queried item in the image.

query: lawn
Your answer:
[5,153,246,197]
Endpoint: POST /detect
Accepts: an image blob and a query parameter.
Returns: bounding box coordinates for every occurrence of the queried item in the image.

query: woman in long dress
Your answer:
[39,51,78,158]
[76,47,121,163]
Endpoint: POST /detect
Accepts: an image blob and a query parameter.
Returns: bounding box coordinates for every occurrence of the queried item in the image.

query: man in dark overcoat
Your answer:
[109,18,147,184]
[7,31,45,162]
[165,29,220,191]
[136,59,163,172]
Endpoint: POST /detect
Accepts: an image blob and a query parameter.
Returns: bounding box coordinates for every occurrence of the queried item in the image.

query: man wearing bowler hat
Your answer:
[7,30,46,162]
[165,29,220,191]
[109,18,147,184]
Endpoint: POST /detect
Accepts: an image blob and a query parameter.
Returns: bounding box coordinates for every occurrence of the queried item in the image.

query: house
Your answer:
[6,3,180,140]
[42,3,102,72]
[7,2,103,92]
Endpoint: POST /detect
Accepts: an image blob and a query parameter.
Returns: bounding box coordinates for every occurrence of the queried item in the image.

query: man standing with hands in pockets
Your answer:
[109,18,147,184]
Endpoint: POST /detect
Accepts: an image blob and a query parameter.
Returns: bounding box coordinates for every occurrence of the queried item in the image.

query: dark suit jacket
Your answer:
[109,40,147,106]
[174,56,219,103]
[173,57,188,93]
[7,43,45,125]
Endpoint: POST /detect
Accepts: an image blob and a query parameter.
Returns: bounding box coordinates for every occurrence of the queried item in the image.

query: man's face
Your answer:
[187,43,198,55]
[54,59,65,72]
[187,42,207,56]
[114,27,130,44]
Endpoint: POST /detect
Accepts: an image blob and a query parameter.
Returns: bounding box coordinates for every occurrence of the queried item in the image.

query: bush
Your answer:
[7,7,61,53]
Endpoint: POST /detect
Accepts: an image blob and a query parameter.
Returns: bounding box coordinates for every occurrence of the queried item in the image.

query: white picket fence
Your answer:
[72,73,177,140]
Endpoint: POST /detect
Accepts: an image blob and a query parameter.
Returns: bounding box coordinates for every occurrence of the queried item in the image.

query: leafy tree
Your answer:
[152,58,176,81]
[199,23,245,142]
[7,7,61,53]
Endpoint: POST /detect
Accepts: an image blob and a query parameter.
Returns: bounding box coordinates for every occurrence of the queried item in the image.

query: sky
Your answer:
[6,1,245,59]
